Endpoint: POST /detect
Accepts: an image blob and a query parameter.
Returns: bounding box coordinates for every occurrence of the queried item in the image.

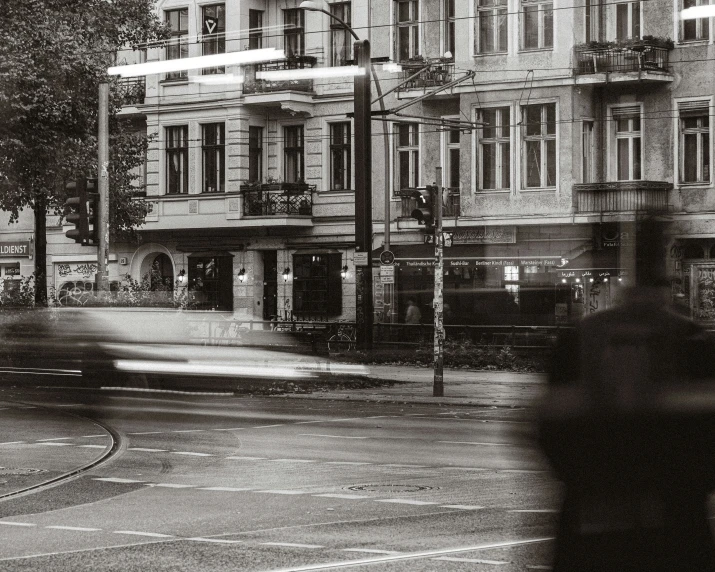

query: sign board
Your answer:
[0,241,31,258]
[452,226,516,244]
[380,265,395,277]
[380,250,395,265]
[354,252,369,266]
[4,265,20,276]
[380,275,395,284]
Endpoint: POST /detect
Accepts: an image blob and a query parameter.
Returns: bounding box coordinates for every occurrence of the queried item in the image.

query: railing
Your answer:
[241,184,315,216]
[243,55,317,94]
[574,42,671,75]
[396,58,454,91]
[574,181,672,213]
[118,77,145,106]
[399,187,461,218]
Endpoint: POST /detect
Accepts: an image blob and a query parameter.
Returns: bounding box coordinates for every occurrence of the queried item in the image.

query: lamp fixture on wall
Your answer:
[341,265,349,280]
[237,268,246,282]
[177,269,186,285]
[282,267,290,282]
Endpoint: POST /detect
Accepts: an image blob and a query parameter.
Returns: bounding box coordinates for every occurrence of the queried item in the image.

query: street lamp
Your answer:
[300,0,373,350]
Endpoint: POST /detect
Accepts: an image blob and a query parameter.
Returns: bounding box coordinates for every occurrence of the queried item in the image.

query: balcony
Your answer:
[241,183,314,217]
[117,77,145,107]
[243,55,317,95]
[574,37,674,84]
[574,181,672,213]
[396,57,454,93]
[398,188,461,219]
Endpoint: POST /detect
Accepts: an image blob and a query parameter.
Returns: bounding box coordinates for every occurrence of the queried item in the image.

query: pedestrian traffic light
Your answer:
[64,178,89,244]
[86,178,99,244]
[410,186,435,230]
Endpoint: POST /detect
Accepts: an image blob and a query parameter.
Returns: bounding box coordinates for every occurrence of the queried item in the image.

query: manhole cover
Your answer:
[0,467,47,476]
[347,484,436,493]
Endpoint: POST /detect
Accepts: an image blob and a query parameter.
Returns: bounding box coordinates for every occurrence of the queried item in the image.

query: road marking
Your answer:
[433,556,509,565]
[37,442,72,446]
[255,490,308,495]
[443,467,490,471]
[37,437,72,441]
[128,448,168,452]
[299,434,368,440]
[253,425,284,429]
[226,456,267,461]
[380,464,427,468]
[312,494,369,500]
[93,478,145,484]
[114,531,174,538]
[509,509,559,513]
[0,522,36,527]
[127,431,164,435]
[441,505,485,510]
[214,428,246,431]
[438,441,517,447]
[47,526,102,532]
[374,499,438,506]
[81,435,107,438]
[293,421,327,424]
[342,549,402,554]
[271,459,316,463]
[173,430,205,433]
[261,542,324,549]
[78,445,107,449]
[189,537,243,544]
[147,483,195,489]
[172,451,213,457]
[324,461,371,465]
[198,487,252,492]
[0,441,26,445]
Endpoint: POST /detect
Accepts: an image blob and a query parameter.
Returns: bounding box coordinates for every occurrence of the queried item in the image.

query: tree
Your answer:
[0,0,169,304]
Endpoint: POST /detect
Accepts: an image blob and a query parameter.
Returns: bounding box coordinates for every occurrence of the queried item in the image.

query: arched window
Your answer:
[149,253,174,291]
[683,242,705,259]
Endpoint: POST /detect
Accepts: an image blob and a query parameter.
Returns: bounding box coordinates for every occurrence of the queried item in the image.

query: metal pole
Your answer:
[354,40,373,351]
[97,82,110,292]
[433,167,444,397]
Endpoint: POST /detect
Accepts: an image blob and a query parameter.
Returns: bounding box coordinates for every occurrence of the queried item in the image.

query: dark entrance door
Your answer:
[262,250,278,320]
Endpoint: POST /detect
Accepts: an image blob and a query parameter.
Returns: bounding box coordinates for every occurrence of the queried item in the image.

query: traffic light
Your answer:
[64,178,89,244]
[86,178,99,244]
[410,186,436,230]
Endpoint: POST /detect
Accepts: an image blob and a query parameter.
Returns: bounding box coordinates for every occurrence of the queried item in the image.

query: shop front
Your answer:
[0,239,32,297]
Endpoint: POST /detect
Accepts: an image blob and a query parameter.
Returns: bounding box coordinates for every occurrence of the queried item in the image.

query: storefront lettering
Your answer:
[452,226,516,244]
[0,241,30,257]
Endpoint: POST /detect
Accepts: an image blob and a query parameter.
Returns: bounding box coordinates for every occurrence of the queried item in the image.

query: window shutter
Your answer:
[327,253,343,315]
[611,105,640,118]
[679,100,709,118]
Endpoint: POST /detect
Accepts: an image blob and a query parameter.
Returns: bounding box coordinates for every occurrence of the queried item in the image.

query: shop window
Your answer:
[202,4,226,74]
[202,123,225,193]
[522,103,556,189]
[165,8,188,80]
[504,265,520,305]
[188,256,233,311]
[476,0,508,54]
[679,102,710,184]
[330,2,351,66]
[293,253,342,315]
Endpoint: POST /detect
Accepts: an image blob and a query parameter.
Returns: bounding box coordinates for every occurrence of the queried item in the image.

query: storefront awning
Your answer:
[371,244,563,268]
[556,248,625,279]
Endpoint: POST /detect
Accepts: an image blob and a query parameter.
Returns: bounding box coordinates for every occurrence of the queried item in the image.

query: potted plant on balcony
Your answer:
[263,175,283,191]
[283,178,309,195]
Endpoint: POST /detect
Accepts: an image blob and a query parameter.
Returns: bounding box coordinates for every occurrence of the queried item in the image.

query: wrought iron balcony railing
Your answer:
[243,55,317,94]
[574,39,672,76]
[396,58,454,91]
[241,183,315,216]
[399,187,461,218]
[118,77,146,106]
[574,181,672,213]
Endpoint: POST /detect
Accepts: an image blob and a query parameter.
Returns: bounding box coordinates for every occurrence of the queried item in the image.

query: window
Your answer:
[329,122,351,191]
[395,123,419,194]
[612,106,641,181]
[445,0,456,56]
[284,9,305,57]
[522,0,553,49]
[476,0,508,54]
[585,0,602,42]
[396,0,419,61]
[249,10,264,50]
[188,256,233,311]
[683,0,710,41]
[166,126,188,194]
[249,126,264,183]
[478,107,510,190]
[522,103,556,189]
[165,8,188,80]
[582,120,594,183]
[284,125,304,183]
[680,103,710,184]
[504,266,520,305]
[293,253,342,315]
[445,126,460,190]
[330,2,351,66]
[202,124,225,193]
[615,1,640,40]
[202,4,226,74]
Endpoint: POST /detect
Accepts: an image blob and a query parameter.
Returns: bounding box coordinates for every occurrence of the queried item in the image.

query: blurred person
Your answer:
[539,218,715,572]
[405,298,422,324]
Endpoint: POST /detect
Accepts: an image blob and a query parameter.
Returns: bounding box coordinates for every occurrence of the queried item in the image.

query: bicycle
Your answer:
[327,321,356,352]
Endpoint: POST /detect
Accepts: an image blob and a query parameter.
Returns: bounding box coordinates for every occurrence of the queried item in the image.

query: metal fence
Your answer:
[242,186,314,216]
[574,45,670,75]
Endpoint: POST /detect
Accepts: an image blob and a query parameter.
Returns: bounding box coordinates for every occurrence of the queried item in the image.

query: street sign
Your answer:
[379,265,395,277]
[354,252,369,266]
[380,250,395,265]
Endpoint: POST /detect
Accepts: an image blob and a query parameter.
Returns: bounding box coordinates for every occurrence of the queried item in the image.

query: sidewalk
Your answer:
[301,364,547,408]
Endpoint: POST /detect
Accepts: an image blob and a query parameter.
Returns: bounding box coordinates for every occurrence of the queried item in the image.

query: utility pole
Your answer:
[354,40,373,350]
[433,167,444,397]
[96,82,110,293]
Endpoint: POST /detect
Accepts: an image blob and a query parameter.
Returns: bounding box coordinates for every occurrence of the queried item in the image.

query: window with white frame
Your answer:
[202,123,225,193]
[165,8,188,80]
[476,0,508,54]
[202,4,226,75]
[249,10,264,50]
[679,102,710,184]
[522,0,553,50]
[248,126,264,183]
[329,122,351,191]
[522,103,556,189]
[396,0,419,61]
[395,123,419,194]
[166,126,189,195]
[585,0,602,42]
[614,1,640,40]
[478,107,510,191]
[683,0,711,41]
[445,0,456,56]
[284,125,304,183]
[330,2,352,66]
[284,9,305,57]
[582,120,594,183]
[445,126,460,190]
[504,266,520,305]
[612,106,642,181]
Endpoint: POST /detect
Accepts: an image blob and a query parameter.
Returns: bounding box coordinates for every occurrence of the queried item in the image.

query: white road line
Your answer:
[214,428,246,431]
[93,478,145,484]
[37,437,72,441]
[81,435,107,438]
[147,483,195,489]
[253,425,284,429]
[443,467,489,471]
[78,445,107,449]
[441,505,485,510]
[270,459,316,463]
[226,456,267,460]
[114,531,174,538]
[312,494,369,500]
[342,549,402,554]
[189,537,243,544]
[198,487,252,492]
[380,464,427,468]
[509,509,559,513]
[127,431,164,435]
[172,451,213,457]
[37,442,72,446]
[293,421,327,424]
[433,556,509,565]
[255,490,307,495]
[374,499,438,506]
[0,522,36,527]
[438,441,517,447]
[324,461,371,465]
[299,434,368,440]
[261,542,324,549]
[172,430,205,433]
[128,448,168,452]
[46,526,102,532]
[0,441,26,445]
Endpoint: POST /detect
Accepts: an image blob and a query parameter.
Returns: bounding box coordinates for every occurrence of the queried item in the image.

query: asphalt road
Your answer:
[0,385,561,571]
